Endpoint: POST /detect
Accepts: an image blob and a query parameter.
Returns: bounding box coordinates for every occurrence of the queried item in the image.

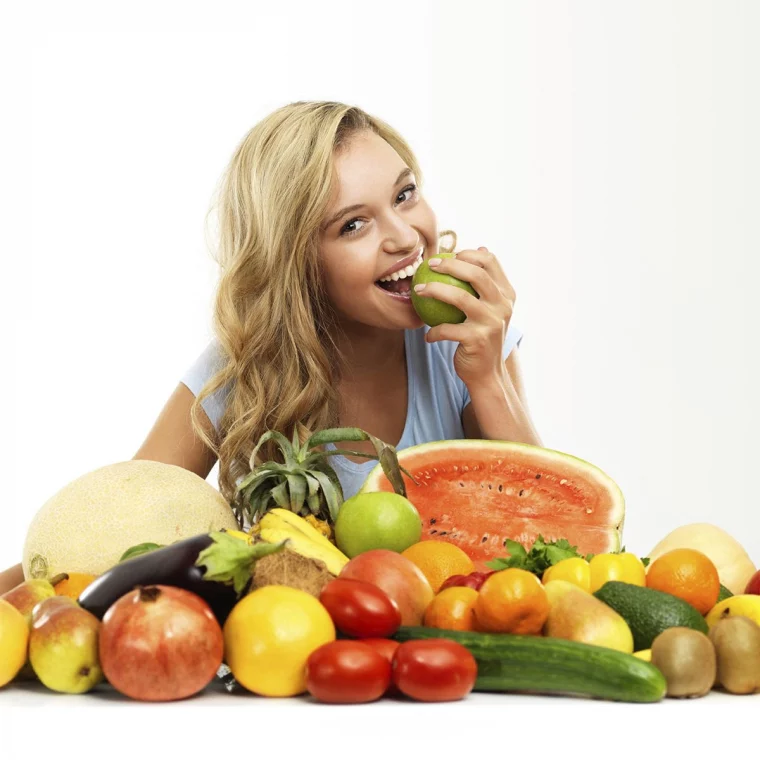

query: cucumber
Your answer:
[593,581,709,651]
[393,626,666,703]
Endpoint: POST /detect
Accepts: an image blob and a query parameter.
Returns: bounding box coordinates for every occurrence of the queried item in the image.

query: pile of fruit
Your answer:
[1,430,759,703]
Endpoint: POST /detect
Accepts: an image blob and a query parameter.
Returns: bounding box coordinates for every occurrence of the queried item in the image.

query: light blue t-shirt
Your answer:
[180,323,523,500]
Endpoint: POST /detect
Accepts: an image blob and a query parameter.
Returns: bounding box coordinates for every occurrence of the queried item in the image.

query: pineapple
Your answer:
[234,426,416,528]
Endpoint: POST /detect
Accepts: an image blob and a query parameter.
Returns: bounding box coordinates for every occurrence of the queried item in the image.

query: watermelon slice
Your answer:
[360,440,625,567]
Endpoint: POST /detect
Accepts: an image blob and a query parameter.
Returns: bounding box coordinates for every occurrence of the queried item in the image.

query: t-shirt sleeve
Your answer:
[461,322,524,410]
[179,340,231,432]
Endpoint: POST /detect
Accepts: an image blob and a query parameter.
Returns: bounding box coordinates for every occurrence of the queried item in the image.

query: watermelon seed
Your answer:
[459,482,464,487]
[498,485,503,492]
[430,530,438,535]
[481,536,488,543]
[519,489,524,496]
[536,474,541,479]
[429,518,437,524]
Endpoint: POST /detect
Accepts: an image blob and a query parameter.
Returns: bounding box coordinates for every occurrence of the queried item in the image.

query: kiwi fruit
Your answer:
[650,627,716,698]
[709,616,760,695]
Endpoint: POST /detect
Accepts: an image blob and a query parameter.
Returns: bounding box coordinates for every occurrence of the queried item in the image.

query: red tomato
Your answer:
[319,578,401,638]
[361,638,400,663]
[392,639,477,702]
[306,640,392,704]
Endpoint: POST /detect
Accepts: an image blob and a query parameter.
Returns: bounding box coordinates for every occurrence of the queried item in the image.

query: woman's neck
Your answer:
[333,322,406,382]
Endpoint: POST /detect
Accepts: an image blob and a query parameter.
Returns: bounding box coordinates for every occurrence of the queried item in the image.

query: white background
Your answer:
[3,0,759,568]
[1,0,759,741]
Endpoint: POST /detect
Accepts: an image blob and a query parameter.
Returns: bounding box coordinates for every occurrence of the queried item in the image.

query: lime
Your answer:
[410,253,479,327]
[334,492,422,558]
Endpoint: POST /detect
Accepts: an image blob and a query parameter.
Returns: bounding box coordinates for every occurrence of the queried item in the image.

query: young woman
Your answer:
[0,101,541,594]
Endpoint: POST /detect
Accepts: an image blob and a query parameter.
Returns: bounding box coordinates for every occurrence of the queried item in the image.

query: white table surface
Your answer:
[2,678,758,760]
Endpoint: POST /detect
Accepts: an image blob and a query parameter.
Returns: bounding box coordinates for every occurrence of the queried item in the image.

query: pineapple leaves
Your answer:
[237,425,410,527]
[286,472,307,513]
[308,468,342,523]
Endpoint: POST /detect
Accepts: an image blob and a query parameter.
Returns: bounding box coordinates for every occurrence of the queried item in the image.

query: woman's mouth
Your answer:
[375,248,424,300]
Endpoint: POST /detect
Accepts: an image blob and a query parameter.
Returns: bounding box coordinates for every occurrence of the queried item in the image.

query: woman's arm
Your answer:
[462,347,543,445]
[133,382,219,479]
[0,383,219,595]
[0,564,24,595]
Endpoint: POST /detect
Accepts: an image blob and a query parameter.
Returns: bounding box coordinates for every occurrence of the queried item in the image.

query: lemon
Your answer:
[223,586,335,697]
[0,599,29,687]
[411,253,479,327]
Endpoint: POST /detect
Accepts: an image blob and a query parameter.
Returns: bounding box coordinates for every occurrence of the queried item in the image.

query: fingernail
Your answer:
[414,283,426,292]
[428,258,442,267]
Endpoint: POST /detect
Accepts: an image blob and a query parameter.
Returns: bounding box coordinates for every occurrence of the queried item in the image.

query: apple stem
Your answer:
[49,573,68,586]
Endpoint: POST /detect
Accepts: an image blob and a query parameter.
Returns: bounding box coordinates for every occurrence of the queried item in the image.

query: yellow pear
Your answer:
[543,579,634,653]
[29,596,103,694]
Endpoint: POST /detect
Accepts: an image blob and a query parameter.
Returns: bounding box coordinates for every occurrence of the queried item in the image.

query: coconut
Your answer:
[23,460,239,579]
[648,523,756,595]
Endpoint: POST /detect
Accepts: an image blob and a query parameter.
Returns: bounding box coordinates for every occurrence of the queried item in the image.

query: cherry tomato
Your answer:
[306,640,392,704]
[361,638,400,663]
[319,578,401,638]
[392,639,477,702]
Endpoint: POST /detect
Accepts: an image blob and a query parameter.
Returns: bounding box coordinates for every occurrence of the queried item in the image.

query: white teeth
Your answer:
[378,250,424,282]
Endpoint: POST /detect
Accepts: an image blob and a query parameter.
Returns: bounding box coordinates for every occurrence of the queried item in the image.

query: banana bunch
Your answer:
[250,508,349,576]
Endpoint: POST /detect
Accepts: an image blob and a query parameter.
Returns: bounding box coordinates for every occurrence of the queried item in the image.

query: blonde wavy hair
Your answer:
[191,101,455,505]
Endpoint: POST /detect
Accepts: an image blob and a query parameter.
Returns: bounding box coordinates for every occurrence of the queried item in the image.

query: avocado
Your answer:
[593,581,709,652]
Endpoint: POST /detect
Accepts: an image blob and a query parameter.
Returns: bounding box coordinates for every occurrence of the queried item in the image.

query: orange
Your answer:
[423,587,478,631]
[474,568,549,635]
[401,540,475,593]
[646,548,720,614]
[53,573,98,600]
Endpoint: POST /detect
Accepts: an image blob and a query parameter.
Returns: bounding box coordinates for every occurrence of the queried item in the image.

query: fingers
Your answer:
[446,247,516,302]
[414,281,491,322]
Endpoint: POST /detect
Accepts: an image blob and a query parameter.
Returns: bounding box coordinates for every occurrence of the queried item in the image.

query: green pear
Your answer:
[543,579,634,653]
[29,596,103,693]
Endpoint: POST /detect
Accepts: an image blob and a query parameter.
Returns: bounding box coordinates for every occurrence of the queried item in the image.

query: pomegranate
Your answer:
[99,585,223,701]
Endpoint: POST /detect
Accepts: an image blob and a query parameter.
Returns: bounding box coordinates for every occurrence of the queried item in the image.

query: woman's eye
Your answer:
[340,184,418,237]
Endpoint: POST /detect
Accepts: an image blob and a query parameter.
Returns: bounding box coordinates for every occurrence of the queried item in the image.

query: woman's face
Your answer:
[319,130,438,332]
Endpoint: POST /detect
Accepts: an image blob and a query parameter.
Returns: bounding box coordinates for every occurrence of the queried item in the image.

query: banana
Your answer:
[706,595,760,628]
[225,530,254,544]
[266,509,339,553]
[258,525,348,576]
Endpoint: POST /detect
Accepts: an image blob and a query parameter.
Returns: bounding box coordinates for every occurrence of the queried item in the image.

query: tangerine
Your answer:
[54,572,98,600]
[423,587,478,631]
[474,568,549,635]
[401,540,475,593]
[645,548,720,614]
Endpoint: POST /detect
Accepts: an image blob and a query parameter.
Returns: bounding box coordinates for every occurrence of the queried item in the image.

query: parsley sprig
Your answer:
[485,535,650,576]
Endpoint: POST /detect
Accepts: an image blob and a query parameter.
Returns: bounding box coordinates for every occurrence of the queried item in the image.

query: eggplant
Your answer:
[78,534,240,625]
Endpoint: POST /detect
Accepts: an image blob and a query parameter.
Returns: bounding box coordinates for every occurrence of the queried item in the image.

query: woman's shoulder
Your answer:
[179,338,231,432]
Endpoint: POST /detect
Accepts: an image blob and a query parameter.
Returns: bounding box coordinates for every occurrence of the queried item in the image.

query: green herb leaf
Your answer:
[119,543,165,563]
[486,534,589,576]
[641,556,650,568]
[196,532,288,596]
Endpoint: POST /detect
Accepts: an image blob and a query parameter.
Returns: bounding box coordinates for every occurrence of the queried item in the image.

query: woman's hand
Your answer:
[416,246,516,390]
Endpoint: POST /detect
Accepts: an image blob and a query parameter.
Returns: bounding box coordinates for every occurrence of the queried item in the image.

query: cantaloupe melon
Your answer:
[22,460,239,579]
